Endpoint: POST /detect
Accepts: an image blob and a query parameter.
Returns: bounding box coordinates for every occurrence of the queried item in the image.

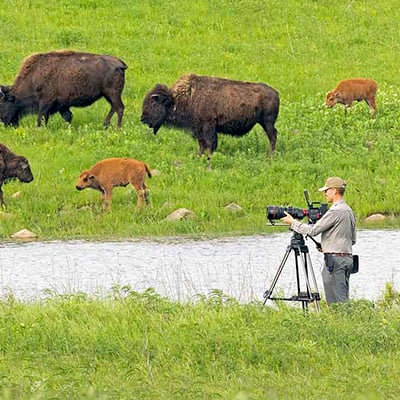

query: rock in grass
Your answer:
[166,208,196,221]
[11,191,22,199]
[225,202,242,212]
[10,229,38,239]
[365,213,386,223]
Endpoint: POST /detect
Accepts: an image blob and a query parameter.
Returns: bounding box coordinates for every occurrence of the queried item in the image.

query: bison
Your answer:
[141,74,280,167]
[0,50,127,128]
[325,78,377,116]
[76,158,152,209]
[0,143,34,206]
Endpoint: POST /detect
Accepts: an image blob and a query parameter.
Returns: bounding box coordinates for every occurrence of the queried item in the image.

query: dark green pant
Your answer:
[322,255,353,304]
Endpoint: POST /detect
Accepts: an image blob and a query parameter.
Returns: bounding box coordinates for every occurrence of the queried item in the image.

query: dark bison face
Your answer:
[15,157,34,183]
[0,86,19,127]
[141,84,174,134]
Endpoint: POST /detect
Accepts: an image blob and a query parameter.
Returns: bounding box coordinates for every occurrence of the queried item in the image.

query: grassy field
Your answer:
[1,2,400,399]
[0,0,399,240]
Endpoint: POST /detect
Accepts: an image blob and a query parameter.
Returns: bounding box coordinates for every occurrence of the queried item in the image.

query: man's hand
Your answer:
[281,211,294,225]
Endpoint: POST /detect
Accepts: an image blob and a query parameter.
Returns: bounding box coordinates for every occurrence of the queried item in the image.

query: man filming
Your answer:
[281,177,356,304]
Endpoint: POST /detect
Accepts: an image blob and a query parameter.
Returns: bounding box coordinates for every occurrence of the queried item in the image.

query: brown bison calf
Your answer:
[325,78,377,115]
[76,158,152,209]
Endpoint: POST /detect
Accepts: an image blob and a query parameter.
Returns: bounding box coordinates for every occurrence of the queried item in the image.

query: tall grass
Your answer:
[0,288,399,399]
[1,0,399,240]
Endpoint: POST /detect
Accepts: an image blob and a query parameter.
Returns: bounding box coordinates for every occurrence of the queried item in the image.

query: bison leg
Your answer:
[260,120,277,155]
[0,187,4,208]
[197,139,207,157]
[37,104,52,127]
[197,129,217,169]
[104,94,125,129]
[101,188,113,210]
[343,102,353,114]
[366,98,377,116]
[59,109,73,124]
[131,178,148,209]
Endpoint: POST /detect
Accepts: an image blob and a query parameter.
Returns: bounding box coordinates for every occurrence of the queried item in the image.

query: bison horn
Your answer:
[0,87,4,98]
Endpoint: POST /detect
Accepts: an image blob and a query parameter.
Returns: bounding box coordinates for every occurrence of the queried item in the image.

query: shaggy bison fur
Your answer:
[325,78,377,115]
[141,74,279,166]
[76,158,152,209]
[0,50,127,128]
[0,143,34,206]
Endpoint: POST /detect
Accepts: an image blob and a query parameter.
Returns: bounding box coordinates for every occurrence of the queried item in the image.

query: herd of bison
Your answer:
[0,50,378,209]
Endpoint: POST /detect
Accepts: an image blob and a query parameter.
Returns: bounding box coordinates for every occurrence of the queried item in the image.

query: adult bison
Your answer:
[325,78,377,116]
[141,74,279,167]
[0,143,34,206]
[0,50,127,128]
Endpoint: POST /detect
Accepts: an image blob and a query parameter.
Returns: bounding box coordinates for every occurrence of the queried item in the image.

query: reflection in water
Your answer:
[0,230,398,302]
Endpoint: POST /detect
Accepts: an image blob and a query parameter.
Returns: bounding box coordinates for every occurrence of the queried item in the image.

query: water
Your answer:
[0,230,398,302]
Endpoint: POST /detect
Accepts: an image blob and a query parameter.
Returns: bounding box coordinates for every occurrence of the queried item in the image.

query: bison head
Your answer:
[141,84,174,134]
[76,171,96,191]
[325,91,339,108]
[5,156,34,184]
[0,86,20,127]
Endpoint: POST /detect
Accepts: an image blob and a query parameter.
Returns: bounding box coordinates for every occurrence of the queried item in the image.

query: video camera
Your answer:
[267,190,328,225]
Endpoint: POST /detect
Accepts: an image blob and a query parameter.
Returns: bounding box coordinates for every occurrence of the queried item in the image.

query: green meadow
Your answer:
[1,1,400,399]
[1,288,400,399]
[0,0,400,239]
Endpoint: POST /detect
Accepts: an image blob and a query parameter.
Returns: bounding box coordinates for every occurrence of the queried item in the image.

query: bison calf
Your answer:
[325,78,377,116]
[76,158,152,209]
[0,143,34,206]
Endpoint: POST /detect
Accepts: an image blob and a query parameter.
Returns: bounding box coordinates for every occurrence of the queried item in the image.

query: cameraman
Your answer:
[281,177,356,304]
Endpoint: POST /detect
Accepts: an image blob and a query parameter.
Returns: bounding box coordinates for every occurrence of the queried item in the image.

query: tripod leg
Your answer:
[263,248,292,304]
[304,252,321,312]
[299,252,321,312]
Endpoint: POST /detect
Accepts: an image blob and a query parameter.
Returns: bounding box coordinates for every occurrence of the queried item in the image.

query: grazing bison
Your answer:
[0,50,127,128]
[0,143,34,206]
[76,158,152,209]
[325,78,377,116]
[141,74,280,167]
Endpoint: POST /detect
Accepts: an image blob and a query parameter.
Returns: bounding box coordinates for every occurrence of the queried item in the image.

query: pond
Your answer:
[0,230,398,303]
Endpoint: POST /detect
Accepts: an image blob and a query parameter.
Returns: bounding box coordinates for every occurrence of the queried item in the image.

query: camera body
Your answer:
[267,190,328,225]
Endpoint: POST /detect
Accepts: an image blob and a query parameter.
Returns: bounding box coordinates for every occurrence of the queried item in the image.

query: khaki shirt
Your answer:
[290,199,356,253]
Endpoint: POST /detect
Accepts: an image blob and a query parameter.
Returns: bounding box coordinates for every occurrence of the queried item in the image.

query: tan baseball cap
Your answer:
[318,176,347,192]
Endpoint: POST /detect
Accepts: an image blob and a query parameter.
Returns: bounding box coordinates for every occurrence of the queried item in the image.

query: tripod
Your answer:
[263,230,321,312]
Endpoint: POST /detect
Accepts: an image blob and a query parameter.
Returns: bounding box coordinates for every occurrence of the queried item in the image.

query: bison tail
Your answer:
[145,163,152,178]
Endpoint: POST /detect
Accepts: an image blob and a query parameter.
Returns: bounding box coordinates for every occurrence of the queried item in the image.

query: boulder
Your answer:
[10,228,38,239]
[225,202,242,212]
[166,208,196,221]
[365,213,386,223]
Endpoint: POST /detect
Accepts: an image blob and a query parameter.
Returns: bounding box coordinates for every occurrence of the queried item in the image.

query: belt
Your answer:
[325,252,352,257]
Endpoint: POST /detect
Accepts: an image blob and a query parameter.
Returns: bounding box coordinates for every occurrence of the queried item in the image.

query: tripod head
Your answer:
[289,228,322,252]
[290,230,305,247]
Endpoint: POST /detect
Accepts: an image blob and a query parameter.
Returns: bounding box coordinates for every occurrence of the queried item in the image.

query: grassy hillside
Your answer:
[0,0,399,239]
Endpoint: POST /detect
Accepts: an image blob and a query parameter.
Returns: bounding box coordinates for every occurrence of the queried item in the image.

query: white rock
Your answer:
[10,229,38,239]
[225,202,242,212]
[166,208,196,221]
[365,213,386,222]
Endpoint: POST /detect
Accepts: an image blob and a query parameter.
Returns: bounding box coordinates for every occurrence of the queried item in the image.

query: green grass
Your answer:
[1,3,400,398]
[0,288,399,399]
[1,0,400,239]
